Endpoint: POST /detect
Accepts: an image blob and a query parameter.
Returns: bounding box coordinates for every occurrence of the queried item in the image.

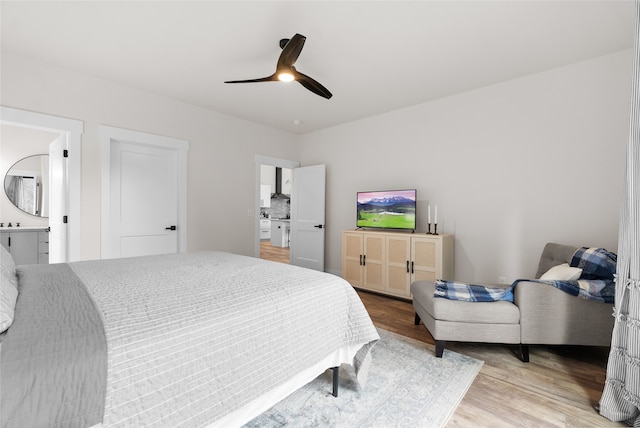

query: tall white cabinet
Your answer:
[0,228,49,265]
[260,184,271,208]
[342,230,453,299]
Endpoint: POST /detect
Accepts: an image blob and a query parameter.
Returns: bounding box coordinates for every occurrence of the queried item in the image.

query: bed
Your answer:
[0,249,379,428]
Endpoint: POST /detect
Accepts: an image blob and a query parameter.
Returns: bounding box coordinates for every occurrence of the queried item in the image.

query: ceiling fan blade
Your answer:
[294,70,333,99]
[277,33,305,69]
[224,75,277,84]
[225,34,333,99]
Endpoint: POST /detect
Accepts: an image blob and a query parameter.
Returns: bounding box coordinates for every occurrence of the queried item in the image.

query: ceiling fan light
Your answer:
[277,72,295,82]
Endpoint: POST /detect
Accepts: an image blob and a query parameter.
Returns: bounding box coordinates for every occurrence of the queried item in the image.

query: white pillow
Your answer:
[1,244,18,290]
[0,274,18,332]
[540,263,582,281]
[0,245,19,333]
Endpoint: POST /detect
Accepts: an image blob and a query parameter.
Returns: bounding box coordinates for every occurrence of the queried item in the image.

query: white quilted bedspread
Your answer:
[69,251,378,427]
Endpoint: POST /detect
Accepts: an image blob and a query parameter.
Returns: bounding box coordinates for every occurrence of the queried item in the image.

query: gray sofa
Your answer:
[411,243,615,361]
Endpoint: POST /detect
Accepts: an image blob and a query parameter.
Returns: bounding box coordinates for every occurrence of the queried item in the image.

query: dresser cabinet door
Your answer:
[342,232,364,287]
[411,237,439,283]
[386,235,411,298]
[342,230,454,299]
[363,234,385,292]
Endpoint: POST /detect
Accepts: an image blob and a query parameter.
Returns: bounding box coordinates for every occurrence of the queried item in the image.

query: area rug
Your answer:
[244,329,483,428]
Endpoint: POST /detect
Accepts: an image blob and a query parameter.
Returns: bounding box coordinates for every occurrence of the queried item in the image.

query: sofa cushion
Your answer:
[411,281,520,324]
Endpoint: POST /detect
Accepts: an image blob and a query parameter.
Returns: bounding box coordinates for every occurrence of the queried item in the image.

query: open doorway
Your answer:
[0,106,83,262]
[259,165,292,264]
[254,156,299,263]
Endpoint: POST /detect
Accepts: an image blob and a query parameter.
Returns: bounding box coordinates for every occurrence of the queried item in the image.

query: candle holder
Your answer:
[426,223,432,234]
[433,223,439,235]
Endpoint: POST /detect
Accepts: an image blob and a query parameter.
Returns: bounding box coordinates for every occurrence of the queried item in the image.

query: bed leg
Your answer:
[331,366,339,397]
[414,313,421,325]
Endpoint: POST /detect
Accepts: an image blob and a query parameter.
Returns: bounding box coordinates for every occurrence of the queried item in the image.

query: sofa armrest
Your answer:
[514,280,614,347]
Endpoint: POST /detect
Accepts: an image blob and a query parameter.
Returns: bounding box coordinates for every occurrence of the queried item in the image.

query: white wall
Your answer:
[1,52,300,260]
[300,50,633,282]
[2,49,632,279]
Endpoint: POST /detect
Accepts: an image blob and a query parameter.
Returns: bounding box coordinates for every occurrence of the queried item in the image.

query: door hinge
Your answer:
[63,215,68,224]
[63,149,69,158]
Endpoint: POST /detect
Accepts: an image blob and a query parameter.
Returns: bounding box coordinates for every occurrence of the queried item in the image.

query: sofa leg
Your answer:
[435,340,445,358]
[519,344,530,363]
[414,313,421,325]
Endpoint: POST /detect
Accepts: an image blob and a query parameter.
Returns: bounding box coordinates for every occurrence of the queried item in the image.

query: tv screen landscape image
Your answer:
[357,189,416,230]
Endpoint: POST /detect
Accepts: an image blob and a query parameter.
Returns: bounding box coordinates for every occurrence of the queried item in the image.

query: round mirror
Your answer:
[4,154,49,218]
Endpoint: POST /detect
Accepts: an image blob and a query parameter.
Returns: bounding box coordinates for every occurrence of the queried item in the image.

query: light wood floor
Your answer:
[357,290,625,428]
[260,241,290,264]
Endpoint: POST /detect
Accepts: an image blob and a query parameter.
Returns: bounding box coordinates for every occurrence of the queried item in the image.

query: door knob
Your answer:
[165,225,177,231]
[314,224,324,229]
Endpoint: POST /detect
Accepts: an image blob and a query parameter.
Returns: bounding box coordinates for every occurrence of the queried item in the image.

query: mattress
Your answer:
[1,251,379,427]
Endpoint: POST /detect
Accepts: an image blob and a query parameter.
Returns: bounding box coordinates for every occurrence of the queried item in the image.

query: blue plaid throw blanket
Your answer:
[434,247,616,304]
[434,280,514,302]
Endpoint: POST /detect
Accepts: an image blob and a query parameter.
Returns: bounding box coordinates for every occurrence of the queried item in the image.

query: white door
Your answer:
[48,135,67,263]
[290,164,326,271]
[108,141,178,258]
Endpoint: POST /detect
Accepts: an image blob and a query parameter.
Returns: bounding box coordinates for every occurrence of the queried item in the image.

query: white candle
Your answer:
[435,205,438,224]
[428,205,431,223]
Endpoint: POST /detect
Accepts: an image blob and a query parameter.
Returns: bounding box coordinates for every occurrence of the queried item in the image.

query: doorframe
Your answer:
[99,125,189,259]
[0,105,83,262]
[254,155,299,258]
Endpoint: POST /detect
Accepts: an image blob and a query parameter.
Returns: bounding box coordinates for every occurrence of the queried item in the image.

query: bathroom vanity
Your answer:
[0,227,49,265]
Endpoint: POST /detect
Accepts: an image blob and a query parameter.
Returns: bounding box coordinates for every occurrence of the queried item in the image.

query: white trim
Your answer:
[99,125,189,259]
[98,125,189,151]
[67,132,82,261]
[254,155,300,257]
[1,105,84,262]
[1,106,83,134]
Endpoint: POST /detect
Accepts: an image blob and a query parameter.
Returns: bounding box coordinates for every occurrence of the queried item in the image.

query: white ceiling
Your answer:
[1,1,635,134]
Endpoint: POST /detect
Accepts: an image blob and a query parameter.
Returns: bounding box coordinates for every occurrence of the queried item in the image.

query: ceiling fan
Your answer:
[224,33,333,99]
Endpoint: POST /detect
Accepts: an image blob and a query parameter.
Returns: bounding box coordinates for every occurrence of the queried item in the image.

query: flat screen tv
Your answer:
[356,189,416,230]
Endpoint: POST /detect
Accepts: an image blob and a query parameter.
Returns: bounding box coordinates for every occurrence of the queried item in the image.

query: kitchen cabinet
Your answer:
[342,230,453,299]
[260,185,271,208]
[260,219,271,240]
[0,227,49,265]
[260,165,276,190]
[271,220,290,248]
